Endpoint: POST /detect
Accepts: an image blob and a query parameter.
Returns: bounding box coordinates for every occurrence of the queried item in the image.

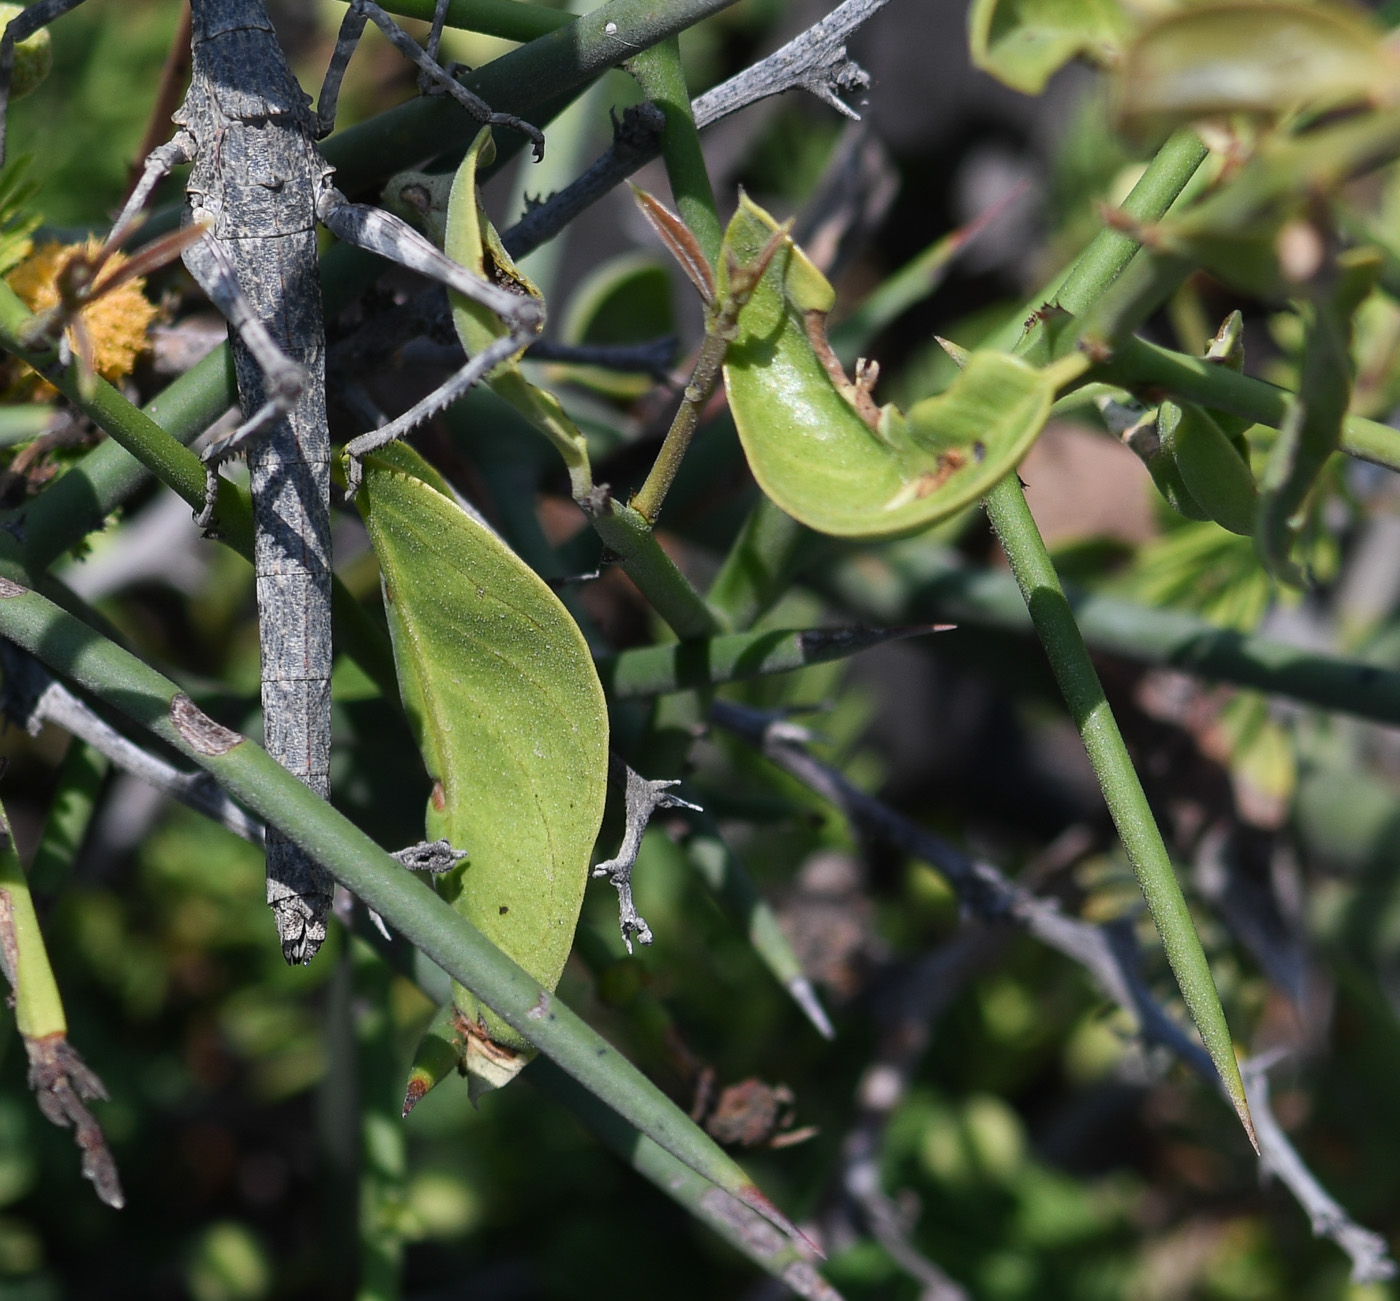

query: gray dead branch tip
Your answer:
[594,762,701,952]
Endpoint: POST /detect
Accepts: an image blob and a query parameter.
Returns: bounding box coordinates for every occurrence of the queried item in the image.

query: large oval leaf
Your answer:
[358,449,608,1091]
[1116,2,1390,138]
[722,194,1058,539]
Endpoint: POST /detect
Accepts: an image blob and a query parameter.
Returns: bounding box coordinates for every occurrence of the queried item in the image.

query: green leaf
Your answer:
[1116,1,1390,138]
[1155,401,1258,536]
[358,448,608,1095]
[444,128,594,499]
[968,0,1130,95]
[557,252,675,399]
[1257,248,1380,582]
[721,195,1063,540]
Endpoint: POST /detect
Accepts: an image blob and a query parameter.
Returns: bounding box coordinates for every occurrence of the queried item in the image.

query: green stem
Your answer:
[707,495,811,629]
[630,324,729,523]
[0,578,806,1249]
[323,0,742,195]
[597,624,925,698]
[626,39,722,263]
[983,478,1253,1143]
[380,0,571,42]
[1094,336,1400,473]
[26,741,107,898]
[0,281,251,541]
[20,345,234,572]
[0,796,65,1040]
[680,817,834,1039]
[586,498,726,638]
[824,545,1400,727]
[1055,130,1209,315]
[984,128,1256,1143]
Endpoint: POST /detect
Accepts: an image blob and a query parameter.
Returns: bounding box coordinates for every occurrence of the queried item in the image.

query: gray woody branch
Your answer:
[711,699,1398,1288]
[1244,1056,1396,1284]
[593,760,700,953]
[348,0,888,377]
[0,643,263,845]
[503,0,890,260]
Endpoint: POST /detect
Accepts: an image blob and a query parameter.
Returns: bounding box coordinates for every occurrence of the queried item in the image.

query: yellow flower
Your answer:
[7,238,160,392]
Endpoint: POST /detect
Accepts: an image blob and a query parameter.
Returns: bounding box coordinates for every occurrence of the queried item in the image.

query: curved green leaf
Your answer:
[358,448,608,1093]
[557,252,675,398]
[722,195,1062,539]
[1116,1,1389,138]
[969,0,1130,94]
[443,128,594,500]
[1156,400,1258,536]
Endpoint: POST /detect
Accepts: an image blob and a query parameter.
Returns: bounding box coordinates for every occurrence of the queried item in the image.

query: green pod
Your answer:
[1160,400,1259,536]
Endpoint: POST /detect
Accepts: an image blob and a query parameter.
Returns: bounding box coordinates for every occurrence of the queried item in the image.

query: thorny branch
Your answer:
[593,759,700,952]
[503,103,668,260]
[503,0,889,261]
[1244,1056,1397,1284]
[711,700,1399,1288]
[690,0,884,127]
[0,643,263,844]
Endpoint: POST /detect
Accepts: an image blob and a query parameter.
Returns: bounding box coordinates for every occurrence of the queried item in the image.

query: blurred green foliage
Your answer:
[0,0,1397,1298]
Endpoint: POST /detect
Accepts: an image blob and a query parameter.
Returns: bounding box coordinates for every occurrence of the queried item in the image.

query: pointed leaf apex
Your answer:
[402,1072,432,1117]
[786,975,835,1040]
[632,186,716,304]
[935,335,970,369]
[1224,1057,1259,1154]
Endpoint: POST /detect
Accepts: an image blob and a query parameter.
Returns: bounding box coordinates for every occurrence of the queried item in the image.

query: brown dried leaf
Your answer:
[630,185,715,304]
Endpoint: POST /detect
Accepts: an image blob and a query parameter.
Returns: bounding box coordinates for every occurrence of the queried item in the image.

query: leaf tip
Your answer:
[402,1072,432,1118]
[631,185,716,304]
[934,335,969,369]
[1229,1079,1260,1155]
[786,975,834,1040]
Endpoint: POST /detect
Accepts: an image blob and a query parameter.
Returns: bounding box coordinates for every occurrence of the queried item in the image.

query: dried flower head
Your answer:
[7,238,160,394]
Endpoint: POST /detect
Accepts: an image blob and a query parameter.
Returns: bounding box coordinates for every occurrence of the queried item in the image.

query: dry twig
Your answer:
[712,699,1398,1287]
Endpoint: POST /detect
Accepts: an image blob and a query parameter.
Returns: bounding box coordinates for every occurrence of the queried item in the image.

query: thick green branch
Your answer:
[1094,336,1400,474]
[0,577,806,1251]
[984,129,1255,1144]
[323,0,743,194]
